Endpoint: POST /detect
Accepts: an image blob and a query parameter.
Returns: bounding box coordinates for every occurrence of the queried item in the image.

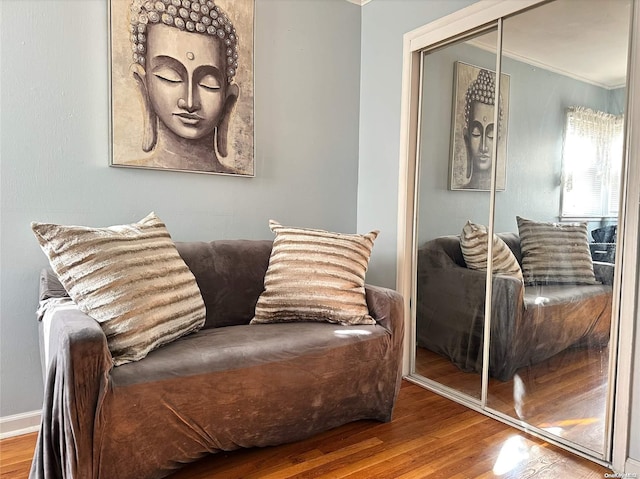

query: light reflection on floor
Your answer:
[492,435,531,475]
[539,417,600,439]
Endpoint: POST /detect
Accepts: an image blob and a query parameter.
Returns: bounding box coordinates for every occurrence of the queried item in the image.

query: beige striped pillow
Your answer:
[460,221,523,281]
[516,216,597,285]
[31,212,206,366]
[251,220,378,326]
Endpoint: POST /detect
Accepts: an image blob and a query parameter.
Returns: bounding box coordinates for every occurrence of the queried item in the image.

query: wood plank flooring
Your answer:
[0,381,611,478]
[415,345,609,454]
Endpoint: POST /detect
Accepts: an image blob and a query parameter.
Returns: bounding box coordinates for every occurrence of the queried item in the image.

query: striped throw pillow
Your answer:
[516,216,597,285]
[460,221,523,281]
[251,220,378,326]
[31,212,206,366]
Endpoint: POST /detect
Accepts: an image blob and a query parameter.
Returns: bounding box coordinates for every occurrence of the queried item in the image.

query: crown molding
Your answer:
[345,0,372,6]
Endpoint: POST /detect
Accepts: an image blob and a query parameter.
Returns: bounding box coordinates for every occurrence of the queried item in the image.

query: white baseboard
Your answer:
[625,457,640,476]
[0,410,41,439]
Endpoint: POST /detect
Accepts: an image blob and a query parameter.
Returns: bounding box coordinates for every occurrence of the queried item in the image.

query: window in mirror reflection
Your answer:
[561,106,624,218]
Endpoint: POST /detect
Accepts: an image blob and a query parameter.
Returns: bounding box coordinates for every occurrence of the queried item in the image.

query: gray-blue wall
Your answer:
[417,42,615,244]
[0,0,362,417]
[358,0,476,288]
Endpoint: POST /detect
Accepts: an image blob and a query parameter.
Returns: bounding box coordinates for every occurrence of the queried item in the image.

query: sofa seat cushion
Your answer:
[111,322,391,387]
[97,321,399,479]
[523,284,612,308]
[520,284,612,367]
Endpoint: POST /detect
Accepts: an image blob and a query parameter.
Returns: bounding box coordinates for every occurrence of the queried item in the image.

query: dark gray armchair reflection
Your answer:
[589,224,617,263]
[416,234,613,381]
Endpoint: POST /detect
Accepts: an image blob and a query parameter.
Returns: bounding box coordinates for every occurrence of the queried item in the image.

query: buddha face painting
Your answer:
[466,101,494,174]
[459,67,505,190]
[126,0,242,173]
[146,23,230,142]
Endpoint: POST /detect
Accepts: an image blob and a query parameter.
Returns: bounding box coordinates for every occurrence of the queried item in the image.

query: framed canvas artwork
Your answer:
[449,61,509,191]
[109,0,255,176]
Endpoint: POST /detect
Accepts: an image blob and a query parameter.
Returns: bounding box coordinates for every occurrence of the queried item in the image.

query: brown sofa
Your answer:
[416,233,612,381]
[31,239,404,479]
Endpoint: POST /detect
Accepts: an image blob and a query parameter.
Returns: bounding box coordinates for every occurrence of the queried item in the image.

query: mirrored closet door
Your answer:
[409,0,633,463]
[414,25,498,401]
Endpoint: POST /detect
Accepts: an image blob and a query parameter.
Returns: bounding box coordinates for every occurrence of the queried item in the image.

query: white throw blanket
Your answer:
[37,297,79,370]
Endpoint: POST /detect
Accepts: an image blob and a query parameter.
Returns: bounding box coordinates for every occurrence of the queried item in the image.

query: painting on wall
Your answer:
[450,61,509,191]
[109,0,254,176]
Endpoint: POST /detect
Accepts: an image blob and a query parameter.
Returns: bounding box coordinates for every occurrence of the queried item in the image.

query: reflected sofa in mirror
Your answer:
[417,227,612,376]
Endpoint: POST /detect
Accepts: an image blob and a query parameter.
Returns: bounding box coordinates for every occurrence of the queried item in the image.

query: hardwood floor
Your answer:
[0,381,611,478]
[415,345,609,454]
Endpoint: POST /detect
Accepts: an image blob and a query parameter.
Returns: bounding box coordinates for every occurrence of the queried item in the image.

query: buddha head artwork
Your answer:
[451,62,508,191]
[110,0,254,175]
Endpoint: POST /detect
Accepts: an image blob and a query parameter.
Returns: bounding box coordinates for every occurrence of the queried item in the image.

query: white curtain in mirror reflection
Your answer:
[561,106,624,218]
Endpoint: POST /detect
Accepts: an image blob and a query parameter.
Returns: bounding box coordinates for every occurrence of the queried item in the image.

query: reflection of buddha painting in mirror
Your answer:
[109,0,254,176]
[450,62,509,191]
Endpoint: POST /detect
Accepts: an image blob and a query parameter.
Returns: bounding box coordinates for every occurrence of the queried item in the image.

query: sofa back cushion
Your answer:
[176,240,273,329]
[418,236,467,270]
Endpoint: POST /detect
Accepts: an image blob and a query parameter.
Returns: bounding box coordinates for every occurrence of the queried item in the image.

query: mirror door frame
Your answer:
[396,0,640,472]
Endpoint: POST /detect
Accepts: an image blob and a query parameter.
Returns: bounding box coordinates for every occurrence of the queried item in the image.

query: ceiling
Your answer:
[468,0,632,89]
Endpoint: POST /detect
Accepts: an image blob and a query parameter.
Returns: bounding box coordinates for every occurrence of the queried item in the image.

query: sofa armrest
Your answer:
[31,303,112,479]
[415,264,486,373]
[417,264,489,322]
[415,262,524,379]
[488,274,525,381]
[365,284,404,340]
[364,284,404,416]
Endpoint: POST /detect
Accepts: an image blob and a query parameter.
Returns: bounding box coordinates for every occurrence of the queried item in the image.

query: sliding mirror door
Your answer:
[486,0,631,458]
[413,27,499,401]
[409,0,633,462]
